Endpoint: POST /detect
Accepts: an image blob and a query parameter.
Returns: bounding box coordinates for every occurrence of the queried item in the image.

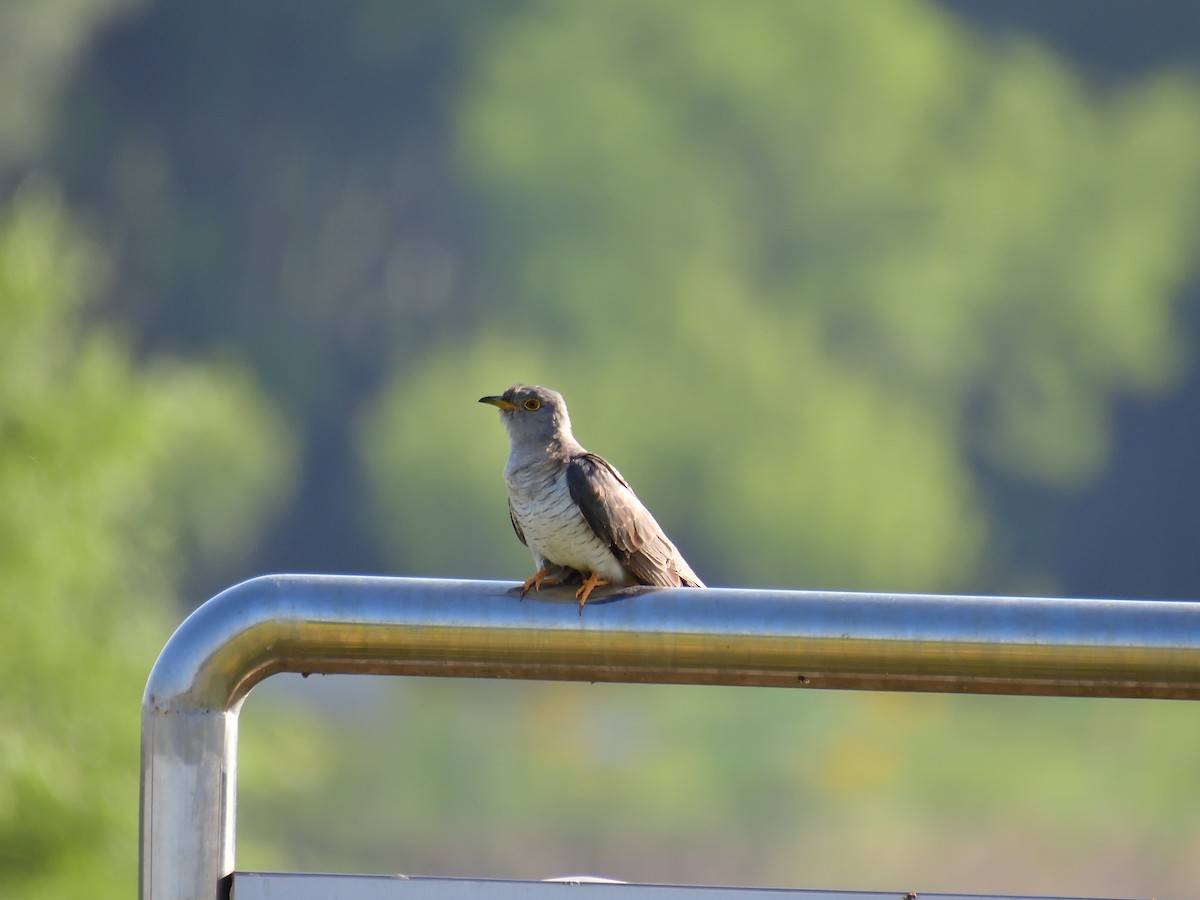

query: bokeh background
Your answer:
[4,1,1200,898]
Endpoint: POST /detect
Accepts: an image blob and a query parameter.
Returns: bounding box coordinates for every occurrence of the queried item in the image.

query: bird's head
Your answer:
[479,384,574,448]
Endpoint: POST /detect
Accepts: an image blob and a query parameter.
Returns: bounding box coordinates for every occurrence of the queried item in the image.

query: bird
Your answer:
[479,384,704,612]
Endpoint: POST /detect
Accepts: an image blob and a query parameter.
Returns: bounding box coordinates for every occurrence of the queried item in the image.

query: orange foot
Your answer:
[520,567,558,597]
[575,571,611,614]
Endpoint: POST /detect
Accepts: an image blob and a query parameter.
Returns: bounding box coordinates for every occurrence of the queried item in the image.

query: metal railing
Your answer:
[139,575,1200,900]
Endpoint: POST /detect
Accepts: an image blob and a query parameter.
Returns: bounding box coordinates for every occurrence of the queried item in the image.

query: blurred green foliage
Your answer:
[0,185,294,899]
[0,0,145,170]
[4,0,1200,898]
[238,677,1200,895]
[364,0,1200,595]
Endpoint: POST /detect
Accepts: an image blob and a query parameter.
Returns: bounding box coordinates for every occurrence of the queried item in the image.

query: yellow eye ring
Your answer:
[522,398,541,411]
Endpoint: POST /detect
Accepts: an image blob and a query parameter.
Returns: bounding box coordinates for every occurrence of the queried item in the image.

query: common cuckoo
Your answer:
[480,384,704,611]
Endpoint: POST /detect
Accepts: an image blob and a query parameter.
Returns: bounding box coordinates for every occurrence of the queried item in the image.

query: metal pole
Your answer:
[140,575,1200,900]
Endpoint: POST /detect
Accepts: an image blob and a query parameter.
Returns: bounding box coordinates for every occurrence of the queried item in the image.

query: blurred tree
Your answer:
[0,0,144,172]
[39,0,1200,599]
[0,181,294,899]
[940,0,1200,600]
[49,0,521,584]
[362,0,1200,594]
[7,0,1200,895]
[942,0,1200,78]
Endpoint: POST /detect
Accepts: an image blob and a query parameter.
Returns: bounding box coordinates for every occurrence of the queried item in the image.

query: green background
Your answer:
[3,2,1200,898]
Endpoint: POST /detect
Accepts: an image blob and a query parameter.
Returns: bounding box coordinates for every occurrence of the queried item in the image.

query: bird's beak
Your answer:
[479,395,519,411]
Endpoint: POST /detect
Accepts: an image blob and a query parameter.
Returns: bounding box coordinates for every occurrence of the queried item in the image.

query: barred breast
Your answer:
[506,461,626,583]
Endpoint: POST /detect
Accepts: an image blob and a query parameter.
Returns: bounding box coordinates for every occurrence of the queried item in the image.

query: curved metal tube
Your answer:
[140,575,1200,900]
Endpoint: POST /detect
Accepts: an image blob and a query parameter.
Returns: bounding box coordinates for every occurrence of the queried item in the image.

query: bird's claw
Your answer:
[575,572,610,614]
[520,568,557,598]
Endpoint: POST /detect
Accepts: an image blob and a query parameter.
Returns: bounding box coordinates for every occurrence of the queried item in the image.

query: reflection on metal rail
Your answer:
[140,575,1200,900]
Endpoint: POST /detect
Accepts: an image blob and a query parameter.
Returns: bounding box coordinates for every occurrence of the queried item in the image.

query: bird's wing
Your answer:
[508,501,527,547]
[566,452,704,588]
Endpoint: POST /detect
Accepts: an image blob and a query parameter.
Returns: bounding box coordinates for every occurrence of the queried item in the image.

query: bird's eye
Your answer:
[522,398,541,411]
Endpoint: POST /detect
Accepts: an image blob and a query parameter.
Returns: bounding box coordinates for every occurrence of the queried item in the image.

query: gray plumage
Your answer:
[479,384,703,610]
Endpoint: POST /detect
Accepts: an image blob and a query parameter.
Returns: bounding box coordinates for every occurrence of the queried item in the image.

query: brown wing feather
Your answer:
[566,453,704,588]
[508,501,527,546]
